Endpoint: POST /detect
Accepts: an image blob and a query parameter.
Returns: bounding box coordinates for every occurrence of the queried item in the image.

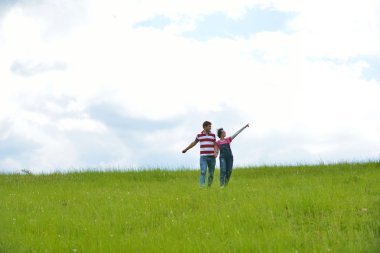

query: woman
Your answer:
[214,123,249,187]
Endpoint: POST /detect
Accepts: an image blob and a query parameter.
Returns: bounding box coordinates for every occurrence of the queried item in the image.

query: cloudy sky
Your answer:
[1,0,380,173]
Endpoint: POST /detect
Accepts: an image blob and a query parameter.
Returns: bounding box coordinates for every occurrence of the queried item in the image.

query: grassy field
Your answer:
[1,162,379,253]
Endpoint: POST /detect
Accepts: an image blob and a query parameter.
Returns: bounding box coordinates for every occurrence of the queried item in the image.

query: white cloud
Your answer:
[57,118,107,132]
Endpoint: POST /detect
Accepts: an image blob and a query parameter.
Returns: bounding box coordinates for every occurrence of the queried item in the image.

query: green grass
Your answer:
[1,162,379,253]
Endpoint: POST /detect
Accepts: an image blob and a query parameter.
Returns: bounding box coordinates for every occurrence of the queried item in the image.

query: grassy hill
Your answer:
[1,162,379,252]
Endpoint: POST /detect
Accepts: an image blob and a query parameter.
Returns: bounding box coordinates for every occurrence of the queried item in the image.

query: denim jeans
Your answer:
[220,156,233,186]
[199,156,216,187]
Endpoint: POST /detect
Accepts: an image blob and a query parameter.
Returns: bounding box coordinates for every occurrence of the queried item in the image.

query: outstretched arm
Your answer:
[231,123,250,140]
[182,139,199,153]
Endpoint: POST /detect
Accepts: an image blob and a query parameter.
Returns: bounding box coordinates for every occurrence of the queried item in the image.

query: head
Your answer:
[202,121,212,133]
[217,128,226,138]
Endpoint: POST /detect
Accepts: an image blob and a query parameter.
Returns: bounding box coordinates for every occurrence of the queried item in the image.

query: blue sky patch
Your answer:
[134,15,172,30]
[0,0,16,14]
[183,8,294,40]
[0,0,17,7]
[361,56,380,81]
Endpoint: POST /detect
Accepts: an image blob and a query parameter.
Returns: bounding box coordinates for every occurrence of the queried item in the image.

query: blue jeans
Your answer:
[220,156,233,186]
[199,156,216,187]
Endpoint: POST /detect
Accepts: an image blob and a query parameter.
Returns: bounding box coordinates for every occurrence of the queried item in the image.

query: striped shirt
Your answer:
[196,131,216,156]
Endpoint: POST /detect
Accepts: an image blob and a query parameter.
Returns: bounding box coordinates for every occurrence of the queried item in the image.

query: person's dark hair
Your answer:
[217,128,224,138]
[203,121,212,128]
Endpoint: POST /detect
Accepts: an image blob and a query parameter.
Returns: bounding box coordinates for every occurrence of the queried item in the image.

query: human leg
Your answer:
[225,156,234,185]
[207,156,216,187]
[219,157,227,186]
[199,156,207,187]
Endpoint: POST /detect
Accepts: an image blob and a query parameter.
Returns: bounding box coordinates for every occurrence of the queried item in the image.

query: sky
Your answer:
[1,0,380,173]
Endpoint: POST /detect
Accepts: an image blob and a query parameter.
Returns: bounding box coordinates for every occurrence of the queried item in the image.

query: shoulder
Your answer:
[196,132,205,138]
[198,132,215,139]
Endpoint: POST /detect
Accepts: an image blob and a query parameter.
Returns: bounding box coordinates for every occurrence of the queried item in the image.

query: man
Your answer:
[182,121,216,187]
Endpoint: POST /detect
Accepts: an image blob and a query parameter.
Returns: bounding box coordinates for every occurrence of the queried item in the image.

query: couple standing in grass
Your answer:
[182,121,249,187]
